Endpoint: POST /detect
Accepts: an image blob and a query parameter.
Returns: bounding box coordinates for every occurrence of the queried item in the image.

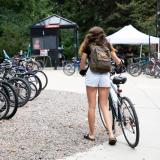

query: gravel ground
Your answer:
[0,89,121,160]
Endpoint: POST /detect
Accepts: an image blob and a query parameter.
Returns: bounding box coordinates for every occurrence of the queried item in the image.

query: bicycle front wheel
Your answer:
[63,63,75,76]
[0,90,10,120]
[29,81,38,101]
[120,97,140,148]
[127,64,142,77]
[1,81,18,119]
[8,77,31,107]
[33,70,48,90]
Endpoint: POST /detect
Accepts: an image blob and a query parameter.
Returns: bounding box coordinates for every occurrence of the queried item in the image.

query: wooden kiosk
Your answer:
[30,14,78,69]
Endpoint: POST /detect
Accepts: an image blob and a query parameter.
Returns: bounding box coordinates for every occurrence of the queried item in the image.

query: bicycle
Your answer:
[145,56,160,78]
[3,50,43,71]
[98,67,140,148]
[63,57,80,76]
[0,63,31,107]
[127,57,148,77]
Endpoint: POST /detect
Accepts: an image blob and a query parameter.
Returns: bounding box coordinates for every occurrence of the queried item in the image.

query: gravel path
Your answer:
[0,89,121,160]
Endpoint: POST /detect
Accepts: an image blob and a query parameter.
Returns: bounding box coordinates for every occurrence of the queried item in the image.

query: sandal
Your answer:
[109,137,117,145]
[84,134,95,141]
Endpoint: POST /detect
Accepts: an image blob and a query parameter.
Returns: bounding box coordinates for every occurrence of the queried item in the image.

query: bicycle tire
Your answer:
[1,81,18,119]
[127,63,142,77]
[0,90,10,120]
[33,70,48,90]
[8,77,31,107]
[29,81,38,101]
[63,63,75,76]
[120,97,140,148]
[22,73,42,97]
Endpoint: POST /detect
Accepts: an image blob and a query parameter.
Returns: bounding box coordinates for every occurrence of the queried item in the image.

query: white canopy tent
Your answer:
[107,25,160,58]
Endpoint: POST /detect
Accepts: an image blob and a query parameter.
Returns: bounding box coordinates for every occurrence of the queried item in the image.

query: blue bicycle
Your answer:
[63,57,80,76]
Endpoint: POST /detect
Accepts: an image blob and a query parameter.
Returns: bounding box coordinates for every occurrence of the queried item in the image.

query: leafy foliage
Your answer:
[0,0,157,59]
[0,0,52,59]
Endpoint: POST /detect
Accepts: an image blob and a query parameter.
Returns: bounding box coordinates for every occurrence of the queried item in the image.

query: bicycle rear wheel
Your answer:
[63,63,75,76]
[120,97,140,148]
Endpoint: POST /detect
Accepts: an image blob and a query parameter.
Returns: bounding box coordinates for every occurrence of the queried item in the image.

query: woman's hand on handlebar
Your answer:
[115,59,126,74]
[79,69,87,76]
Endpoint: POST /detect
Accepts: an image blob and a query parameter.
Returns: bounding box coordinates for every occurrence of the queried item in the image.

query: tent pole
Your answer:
[149,34,151,59]
[140,44,142,58]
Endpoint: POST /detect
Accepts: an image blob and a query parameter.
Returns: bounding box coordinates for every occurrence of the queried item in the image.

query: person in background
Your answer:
[116,46,125,59]
[125,47,134,65]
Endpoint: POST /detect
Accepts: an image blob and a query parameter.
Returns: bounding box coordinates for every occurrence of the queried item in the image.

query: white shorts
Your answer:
[85,68,111,88]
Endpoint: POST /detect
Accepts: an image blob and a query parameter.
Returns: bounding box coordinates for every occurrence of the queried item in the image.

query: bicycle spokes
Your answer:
[120,97,139,148]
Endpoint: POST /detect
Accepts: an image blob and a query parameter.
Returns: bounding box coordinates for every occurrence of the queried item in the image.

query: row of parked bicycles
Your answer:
[63,55,160,78]
[0,50,48,120]
[127,56,160,78]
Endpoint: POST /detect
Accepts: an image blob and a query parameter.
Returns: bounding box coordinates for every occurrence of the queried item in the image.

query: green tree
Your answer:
[0,0,157,60]
[105,0,156,35]
[0,0,52,59]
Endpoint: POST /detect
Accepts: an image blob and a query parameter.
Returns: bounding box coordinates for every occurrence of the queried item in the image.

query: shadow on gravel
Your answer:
[0,90,114,160]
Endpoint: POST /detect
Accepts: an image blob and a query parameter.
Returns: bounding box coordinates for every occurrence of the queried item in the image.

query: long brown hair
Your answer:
[79,26,113,56]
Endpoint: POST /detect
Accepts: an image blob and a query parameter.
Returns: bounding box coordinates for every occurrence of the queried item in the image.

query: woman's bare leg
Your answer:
[86,86,97,138]
[98,87,115,138]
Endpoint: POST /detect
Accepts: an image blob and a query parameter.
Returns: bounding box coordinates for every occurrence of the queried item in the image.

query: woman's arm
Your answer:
[80,52,87,70]
[111,49,121,65]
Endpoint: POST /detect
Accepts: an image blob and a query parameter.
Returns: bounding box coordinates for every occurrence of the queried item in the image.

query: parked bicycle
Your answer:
[127,55,160,78]
[145,56,160,78]
[3,50,44,71]
[0,50,48,120]
[127,57,148,77]
[63,57,81,76]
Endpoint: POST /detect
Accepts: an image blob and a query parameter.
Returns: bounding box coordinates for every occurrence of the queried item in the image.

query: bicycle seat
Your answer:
[112,76,127,85]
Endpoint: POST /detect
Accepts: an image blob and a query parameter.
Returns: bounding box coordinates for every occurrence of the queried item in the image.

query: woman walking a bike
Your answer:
[79,26,122,145]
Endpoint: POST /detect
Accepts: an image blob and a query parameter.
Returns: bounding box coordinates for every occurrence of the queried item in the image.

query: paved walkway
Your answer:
[45,69,160,160]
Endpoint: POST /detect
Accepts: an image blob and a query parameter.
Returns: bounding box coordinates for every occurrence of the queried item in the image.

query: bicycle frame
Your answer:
[109,79,123,123]
[72,59,80,69]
